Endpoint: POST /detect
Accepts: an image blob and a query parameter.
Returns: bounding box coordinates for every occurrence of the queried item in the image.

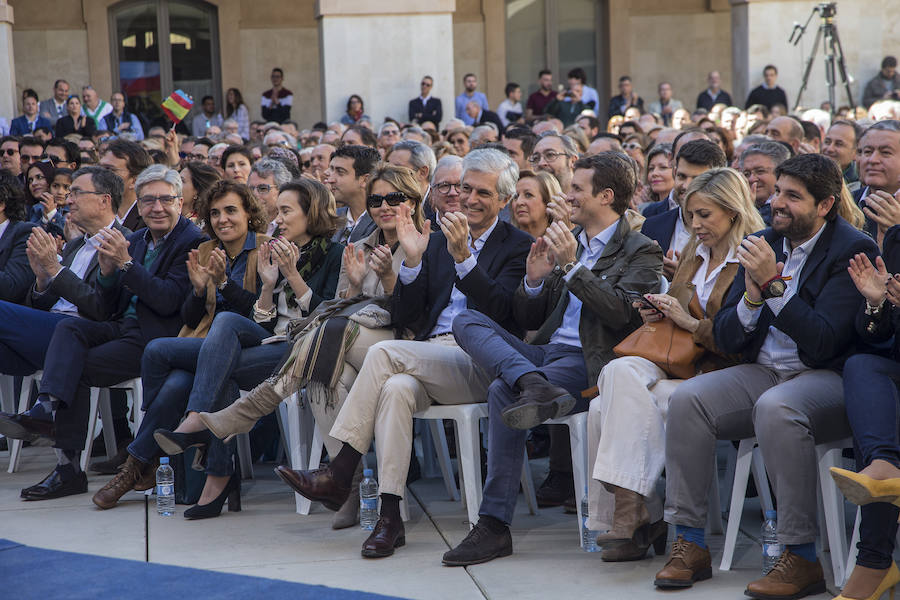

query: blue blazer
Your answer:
[9,115,52,136]
[853,186,877,239]
[640,207,679,254]
[757,203,772,227]
[392,220,532,340]
[98,216,206,341]
[640,198,671,219]
[0,220,36,304]
[713,217,879,371]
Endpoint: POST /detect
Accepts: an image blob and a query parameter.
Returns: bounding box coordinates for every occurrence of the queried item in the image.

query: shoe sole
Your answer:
[743,579,826,600]
[273,467,343,511]
[501,394,576,430]
[0,419,50,445]
[442,545,513,567]
[361,536,406,558]
[654,567,712,588]
[830,468,900,507]
[153,432,203,456]
[21,486,89,501]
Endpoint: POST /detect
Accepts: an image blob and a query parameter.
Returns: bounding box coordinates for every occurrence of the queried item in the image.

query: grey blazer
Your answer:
[38,98,65,126]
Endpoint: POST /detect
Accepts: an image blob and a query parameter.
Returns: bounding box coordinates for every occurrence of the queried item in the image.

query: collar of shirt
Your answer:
[420,95,432,104]
[706,89,720,99]
[782,221,827,261]
[143,226,174,250]
[577,220,618,259]
[0,220,9,240]
[666,190,678,211]
[224,230,257,257]
[469,217,499,253]
[695,241,738,264]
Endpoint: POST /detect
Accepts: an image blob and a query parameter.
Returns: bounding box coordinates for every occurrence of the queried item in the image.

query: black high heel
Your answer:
[153,429,210,460]
[183,474,241,520]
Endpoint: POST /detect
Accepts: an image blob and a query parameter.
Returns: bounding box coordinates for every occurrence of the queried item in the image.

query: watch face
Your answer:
[768,279,786,296]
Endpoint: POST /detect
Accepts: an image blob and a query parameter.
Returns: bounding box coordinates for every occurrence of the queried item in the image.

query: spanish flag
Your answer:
[161,89,193,124]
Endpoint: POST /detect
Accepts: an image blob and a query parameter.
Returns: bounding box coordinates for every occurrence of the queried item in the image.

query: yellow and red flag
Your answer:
[161,89,193,124]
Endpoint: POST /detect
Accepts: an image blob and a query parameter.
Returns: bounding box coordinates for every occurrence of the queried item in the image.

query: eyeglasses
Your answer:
[138,195,179,207]
[249,184,273,194]
[622,142,643,151]
[301,161,311,169]
[21,154,42,163]
[366,192,408,209]
[188,153,208,161]
[65,188,104,199]
[742,167,773,179]
[40,154,59,165]
[421,81,432,87]
[2,148,19,156]
[528,150,567,164]
[432,182,461,195]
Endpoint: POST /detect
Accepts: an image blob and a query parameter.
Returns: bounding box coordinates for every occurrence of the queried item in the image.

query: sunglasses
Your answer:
[2,148,18,156]
[366,192,408,209]
[301,161,311,169]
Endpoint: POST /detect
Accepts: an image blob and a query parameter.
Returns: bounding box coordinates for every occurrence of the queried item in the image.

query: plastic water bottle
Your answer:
[156,457,175,516]
[359,468,378,530]
[581,486,600,552]
[762,510,782,573]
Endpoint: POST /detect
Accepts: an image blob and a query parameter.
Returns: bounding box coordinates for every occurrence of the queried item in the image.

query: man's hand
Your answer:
[542,221,577,267]
[662,248,680,281]
[525,237,555,288]
[440,211,471,263]
[395,203,430,268]
[862,190,900,234]
[736,235,779,286]
[96,227,131,276]
[887,275,900,308]
[546,195,573,230]
[164,130,180,168]
[27,227,63,291]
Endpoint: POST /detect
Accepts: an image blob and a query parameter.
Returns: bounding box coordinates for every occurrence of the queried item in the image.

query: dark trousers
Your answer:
[843,353,900,569]
[452,310,588,524]
[40,318,146,451]
[0,300,74,375]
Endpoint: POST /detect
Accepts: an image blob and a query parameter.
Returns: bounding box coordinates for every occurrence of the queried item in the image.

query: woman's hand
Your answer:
[646,293,700,332]
[39,193,56,218]
[848,253,889,306]
[206,248,228,287]
[257,242,279,289]
[396,203,430,268]
[271,237,301,279]
[369,244,396,294]
[546,195,573,230]
[186,249,210,295]
[342,243,367,290]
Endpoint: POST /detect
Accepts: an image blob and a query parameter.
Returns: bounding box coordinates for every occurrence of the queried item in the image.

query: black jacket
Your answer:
[0,220,35,304]
[640,207,680,254]
[408,97,442,127]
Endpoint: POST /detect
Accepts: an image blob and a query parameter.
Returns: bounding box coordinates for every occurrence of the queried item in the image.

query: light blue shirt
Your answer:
[524,221,619,348]
[736,222,827,372]
[399,218,499,337]
[99,112,145,141]
[455,91,489,125]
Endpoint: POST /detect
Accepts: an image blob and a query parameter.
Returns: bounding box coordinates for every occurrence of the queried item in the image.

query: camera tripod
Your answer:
[789,2,854,112]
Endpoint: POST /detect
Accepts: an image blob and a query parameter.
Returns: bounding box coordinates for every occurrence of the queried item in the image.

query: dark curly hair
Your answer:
[0,169,26,221]
[181,160,221,217]
[200,180,267,240]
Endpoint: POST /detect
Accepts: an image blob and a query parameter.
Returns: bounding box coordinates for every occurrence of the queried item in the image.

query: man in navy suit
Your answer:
[641,140,727,278]
[0,164,205,500]
[274,149,531,559]
[655,154,879,598]
[408,76,442,128]
[9,89,52,137]
[852,120,900,246]
[0,171,35,304]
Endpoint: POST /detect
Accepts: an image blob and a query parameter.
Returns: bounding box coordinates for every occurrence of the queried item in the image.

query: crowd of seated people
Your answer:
[3,63,900,600]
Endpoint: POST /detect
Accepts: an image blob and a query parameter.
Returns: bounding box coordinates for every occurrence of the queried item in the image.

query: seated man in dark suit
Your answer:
[641,140,727,279]
[853,120,900,245]
[0,170,35,304]
[408,76,442,127]
[465,100,504,133]
[274,149,532,559]
[0,164,205,500]
[655,154,878,598]
[9,89,53,137]
[0,166,129,378]
[442,152,663,566]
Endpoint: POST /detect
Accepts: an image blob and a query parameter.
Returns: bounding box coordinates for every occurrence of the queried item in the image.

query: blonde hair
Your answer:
[366,163,425,231]
[562,125,590,153]
[512,170,564,233]
[680,167,766,261]
[838,181,865,230]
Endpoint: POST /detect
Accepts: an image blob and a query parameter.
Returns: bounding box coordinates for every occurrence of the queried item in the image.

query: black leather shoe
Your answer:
[361,515,406,558]
[442,518,513,566]
[501,373,575,430]
[274,465,350,511]
[21,467,88,500]
[0,411,55,444]
[535,469,575,508]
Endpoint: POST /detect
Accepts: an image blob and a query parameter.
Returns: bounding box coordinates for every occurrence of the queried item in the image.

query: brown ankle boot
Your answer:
[332,464,363,530]
[595,484,651,543]
[133,458,159,491]
[198,380,284,440]
[92,455,151,509]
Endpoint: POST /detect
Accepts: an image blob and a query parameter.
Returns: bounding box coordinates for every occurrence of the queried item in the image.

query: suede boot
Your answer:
[595,484,651,543]
[198,380,284,441]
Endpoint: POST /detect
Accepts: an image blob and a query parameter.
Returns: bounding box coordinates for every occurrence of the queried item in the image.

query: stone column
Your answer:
[730,0,750,107]
[0,0,15,122]
[316,0,456,127]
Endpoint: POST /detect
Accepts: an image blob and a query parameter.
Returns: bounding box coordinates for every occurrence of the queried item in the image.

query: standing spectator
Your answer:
[261,67,293,124]
[648,83,684,127]
[55,96,97,139]
[81,86,112,129]
[745,64,789,111]
[39,79,70,126]
[340,95,371,126]
[863,56,900,108]
[10,89,52,137]
[567,67,600,112]
[192,96,224,138]
[408,76,442,128]
[101,92,144,141]
[225,88,250,139]
[608,75,644,118]
[497,83,523,127]
[455,73,489,126]
[545,83,588,128]
[696,71,733,111]
[526,69,556,119]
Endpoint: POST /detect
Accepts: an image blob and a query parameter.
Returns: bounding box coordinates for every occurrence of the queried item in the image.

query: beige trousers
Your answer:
[586,356,682,530]
[330,334,492,497]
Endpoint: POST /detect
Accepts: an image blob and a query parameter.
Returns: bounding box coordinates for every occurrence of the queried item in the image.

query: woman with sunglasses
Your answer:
[54,95,96,139]
[157,165,426,528]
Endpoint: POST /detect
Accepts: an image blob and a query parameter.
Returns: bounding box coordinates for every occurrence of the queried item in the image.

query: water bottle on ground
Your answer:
[156,457,175,516]
[761,509,782,573]
[359,468,378,530]
[581,486,600,552]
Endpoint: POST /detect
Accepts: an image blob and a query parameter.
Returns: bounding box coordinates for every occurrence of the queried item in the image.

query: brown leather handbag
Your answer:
[613,294,705,379]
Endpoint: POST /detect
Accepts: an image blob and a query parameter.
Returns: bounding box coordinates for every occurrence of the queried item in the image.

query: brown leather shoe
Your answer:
[133,459,159,492]
[361,514,406,558]
[92,455,151,510]
[274,465,349,511]
[744,549,825,599]
[654,535,713,588]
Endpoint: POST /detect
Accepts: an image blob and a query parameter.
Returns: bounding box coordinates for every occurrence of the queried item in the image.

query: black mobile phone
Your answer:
[625,290,661,313]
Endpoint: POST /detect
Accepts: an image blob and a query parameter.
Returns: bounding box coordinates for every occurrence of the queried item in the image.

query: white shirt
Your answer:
[47,220,116,316]
[692,244,738,312]
[497,99,523,127]
[524,221,619,347]
[399,218,499,337]
[670,208,692,254]
[736,223,827,372]
[0,219,9,242]
[666,190,678,211]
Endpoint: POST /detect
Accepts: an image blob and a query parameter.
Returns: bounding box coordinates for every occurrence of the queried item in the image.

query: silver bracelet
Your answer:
[252,300,277,321]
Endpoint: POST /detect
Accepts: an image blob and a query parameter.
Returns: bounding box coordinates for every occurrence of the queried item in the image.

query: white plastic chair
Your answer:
[544,411,590,546]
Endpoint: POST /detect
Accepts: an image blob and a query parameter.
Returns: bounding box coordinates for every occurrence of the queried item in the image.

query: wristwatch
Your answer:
[760,277,786,300]
[562,262,578,275]
[217,279,228,291]
[119,260,134,273]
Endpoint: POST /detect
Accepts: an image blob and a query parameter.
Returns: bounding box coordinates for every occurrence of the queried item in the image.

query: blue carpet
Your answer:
[0,539,408,600]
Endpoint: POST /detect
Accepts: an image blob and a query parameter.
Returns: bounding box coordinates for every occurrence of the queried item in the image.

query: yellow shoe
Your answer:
[830,467,900,506]
[833,562,900,600]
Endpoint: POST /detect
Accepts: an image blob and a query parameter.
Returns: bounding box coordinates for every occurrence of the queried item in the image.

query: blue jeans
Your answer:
[0,300,75,375]
[843,353,900,569]
[452,309,588,524]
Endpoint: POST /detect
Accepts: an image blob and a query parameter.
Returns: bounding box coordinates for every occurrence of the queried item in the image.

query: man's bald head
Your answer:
[766,116,804,152]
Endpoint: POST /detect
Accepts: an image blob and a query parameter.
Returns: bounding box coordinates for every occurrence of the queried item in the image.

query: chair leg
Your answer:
[81,388,101,473]
[817,443,849,587]
[720,438,755,571]
[456,413,483,529]
[567,414,589,545]
[8,374,36,473]
[429,419,460,501]
[0,375,15,414]
[286,394,311,515]
[236,433,254,480]
[708,454,724,535]
[520,448,538,515]
[844,506,861,588]
[98,389,118,460]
